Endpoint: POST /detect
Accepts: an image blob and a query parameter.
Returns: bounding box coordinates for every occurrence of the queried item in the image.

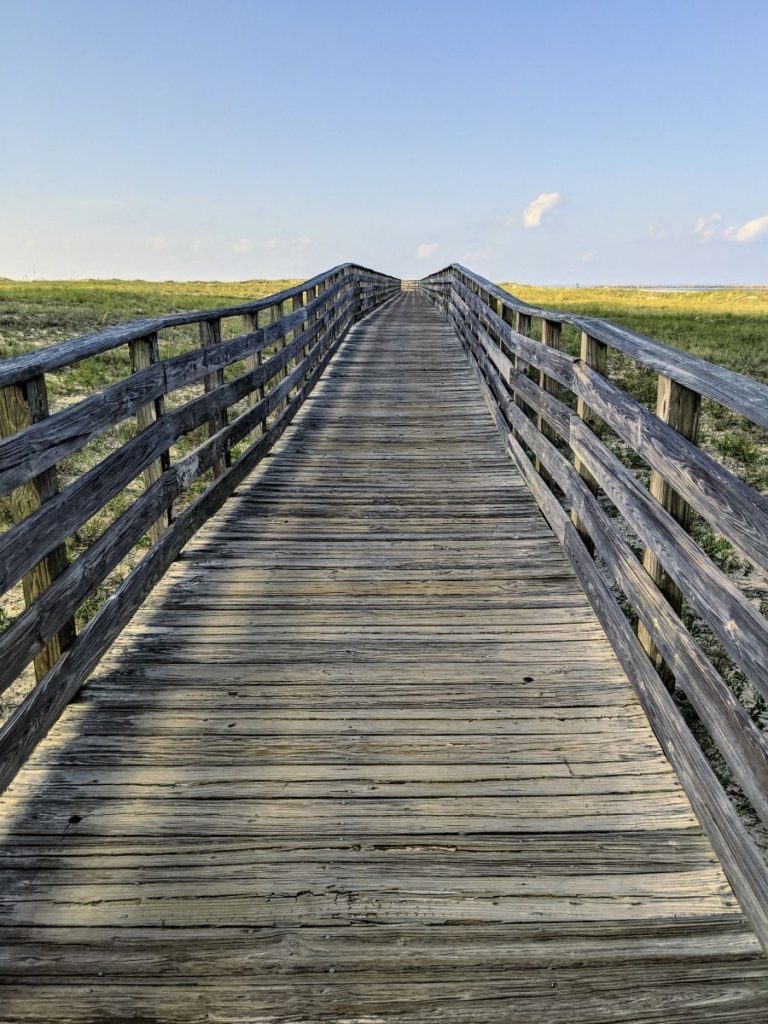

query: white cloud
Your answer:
[580,252,595,264]
[144,236,169,251]
[522,192,562,229]
[232,238,254,254]
[693,212,721,242]
[725,214,768,243]
[416,242,439,260]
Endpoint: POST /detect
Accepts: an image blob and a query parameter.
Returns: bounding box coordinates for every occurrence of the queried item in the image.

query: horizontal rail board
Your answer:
[0,265,398,390]
[570,362,768,573]
[0,301,317,497]
[0,292,357,596]
[570,420,768,700]
[443,265,768,430]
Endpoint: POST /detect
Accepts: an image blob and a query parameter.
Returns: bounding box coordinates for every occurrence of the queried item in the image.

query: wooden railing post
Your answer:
[199,318,230,478]
[129,332,171,542]
[514,313,532,414]
[272,301,287,412]
[292,289,308,384]
[536,318,562,480]
[637,375,701,689]
[242,313,267,441]
[0,376,76,682]
[571,331,608,553]
[303,286,317,380]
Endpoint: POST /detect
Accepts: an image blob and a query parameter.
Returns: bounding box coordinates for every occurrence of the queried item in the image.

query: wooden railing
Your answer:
[419,264,768,949]
[0,264,399,789]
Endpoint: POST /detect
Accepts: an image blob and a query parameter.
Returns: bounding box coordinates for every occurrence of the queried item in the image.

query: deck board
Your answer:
[0,292,765,1021]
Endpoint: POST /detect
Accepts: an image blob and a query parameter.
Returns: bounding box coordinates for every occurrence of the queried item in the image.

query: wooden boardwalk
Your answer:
[0,292,765,1021]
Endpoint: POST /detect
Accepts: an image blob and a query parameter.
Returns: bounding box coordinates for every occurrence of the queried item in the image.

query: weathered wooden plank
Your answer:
[537,318,563,464]
[199,317,231,478]
[242,311,267,441]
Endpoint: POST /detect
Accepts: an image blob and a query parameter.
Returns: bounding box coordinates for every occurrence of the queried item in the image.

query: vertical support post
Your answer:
[500,304,520,437]
[272,301,287,410]
[199,317,230,478]
[536,318,562,481]
[571,331,608,553]
[0,376,76,682]
[242,313,267,441]
[350,270,361,320]
[637,375,701,690]
[129,332,171,543]
[303,286,317,379]
[292,291,306,384]
[514,312,532,414]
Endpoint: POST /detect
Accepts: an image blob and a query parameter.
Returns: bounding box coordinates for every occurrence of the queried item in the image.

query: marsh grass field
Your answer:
[1,276,767,843]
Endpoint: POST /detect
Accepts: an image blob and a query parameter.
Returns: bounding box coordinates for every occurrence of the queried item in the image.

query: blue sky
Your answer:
[2,0,767,283]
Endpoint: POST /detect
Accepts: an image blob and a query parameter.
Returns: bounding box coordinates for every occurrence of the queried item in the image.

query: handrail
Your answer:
[419,265,768,951]
[0,263,390,389]
[447,264,768,429]
[0,265,400,789]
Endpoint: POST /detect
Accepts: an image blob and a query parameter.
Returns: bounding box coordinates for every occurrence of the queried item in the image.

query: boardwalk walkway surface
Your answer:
[0,292,765,1021]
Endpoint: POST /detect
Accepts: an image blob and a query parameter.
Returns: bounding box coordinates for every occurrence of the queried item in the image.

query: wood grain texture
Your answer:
[1,292,764,1022]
